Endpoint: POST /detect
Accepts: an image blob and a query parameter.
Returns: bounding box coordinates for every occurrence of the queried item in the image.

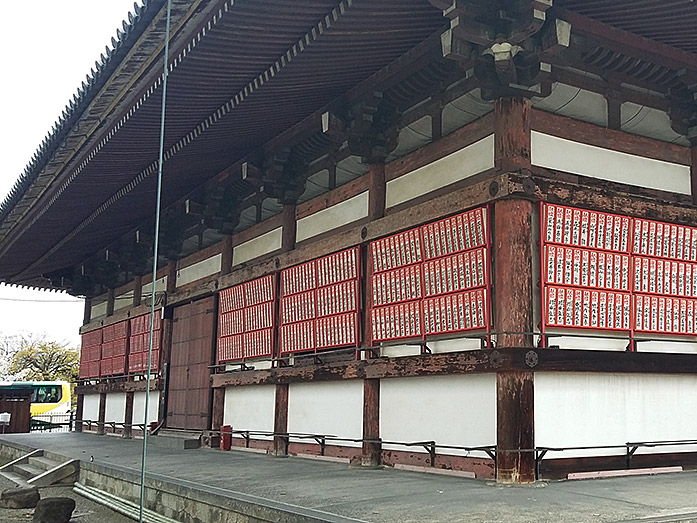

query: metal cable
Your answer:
[140,1,172,521]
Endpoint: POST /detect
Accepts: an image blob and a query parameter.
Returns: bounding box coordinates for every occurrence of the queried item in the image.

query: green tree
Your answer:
[8,340,79,382]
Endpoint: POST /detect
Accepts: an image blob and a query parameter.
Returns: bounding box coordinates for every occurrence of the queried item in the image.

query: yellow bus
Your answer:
[0,381,72,417]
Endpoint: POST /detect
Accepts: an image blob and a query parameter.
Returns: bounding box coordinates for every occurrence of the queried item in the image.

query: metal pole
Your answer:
[140,1,172,521]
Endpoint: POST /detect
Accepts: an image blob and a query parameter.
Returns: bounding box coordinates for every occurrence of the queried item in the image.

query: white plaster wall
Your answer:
[535,373,697,458]
[636,340,697,354]
[223,385,275,440]
[296,191,369,242]
[381,374,496,458]
[386,135,494,209]
[621,102,689,147]
[82,394,100,422]
[532,84,608,127]
[288,381,363,447]
[105,392,126,424]
[531,132,691,195]
[133,391,160,425]
[114,290,133,312]
[233,227,282,266]
[142,276,167,298]
[91,301,107,319]
[176,254,222,287]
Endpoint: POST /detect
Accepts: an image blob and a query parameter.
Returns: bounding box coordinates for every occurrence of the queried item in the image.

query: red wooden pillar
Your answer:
[123,391,134,439]
[211,387,225,434]
[368,163,386,221]
[493,198,535,482]
[166,260,177,294]
[273,383,289,456]
[361,378,381,466]
[494,97,531,172]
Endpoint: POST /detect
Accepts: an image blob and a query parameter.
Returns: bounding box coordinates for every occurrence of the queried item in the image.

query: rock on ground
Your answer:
[33,497,76,523]
[0,485,40,508]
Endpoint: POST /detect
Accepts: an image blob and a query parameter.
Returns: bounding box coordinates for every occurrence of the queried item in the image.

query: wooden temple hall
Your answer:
[4,0,697,483]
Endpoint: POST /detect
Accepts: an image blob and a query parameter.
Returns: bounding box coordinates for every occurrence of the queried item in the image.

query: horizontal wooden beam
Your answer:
[212,348,697,388]
[76,378,160,395]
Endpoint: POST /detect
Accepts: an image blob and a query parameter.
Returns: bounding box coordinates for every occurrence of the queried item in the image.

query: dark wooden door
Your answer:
[167,297,216,430]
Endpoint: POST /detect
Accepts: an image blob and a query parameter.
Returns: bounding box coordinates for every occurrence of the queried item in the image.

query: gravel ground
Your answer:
[0,463,132,523]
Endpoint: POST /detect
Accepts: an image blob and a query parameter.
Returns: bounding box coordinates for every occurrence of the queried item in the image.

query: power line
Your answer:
[0,297,82,303]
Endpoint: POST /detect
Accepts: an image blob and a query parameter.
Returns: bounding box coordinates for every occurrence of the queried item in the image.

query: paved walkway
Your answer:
[2,432,697,522]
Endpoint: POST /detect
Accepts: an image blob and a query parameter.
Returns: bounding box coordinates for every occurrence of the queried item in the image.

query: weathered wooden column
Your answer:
[691,140,697,206]
[132,275,142,307]
[281,204,297,252]
[211,388,225,439]
[361,379,381,466]
[273,383,289,456]
[97,392,107,435]
[82,297,92,325]
[75,394,84,433]
[166,261,177,294]
[493,96,535,483]
[105,288,115,317]
[220,235,233,276]
[494,97,531,172]
[123,391,134,438]
[360,163,386,466]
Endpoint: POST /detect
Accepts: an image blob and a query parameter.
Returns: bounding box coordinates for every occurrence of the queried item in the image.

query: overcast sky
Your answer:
[0,1,141,347]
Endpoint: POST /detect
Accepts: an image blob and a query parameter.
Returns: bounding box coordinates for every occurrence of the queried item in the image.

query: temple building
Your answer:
[2,0,697,483]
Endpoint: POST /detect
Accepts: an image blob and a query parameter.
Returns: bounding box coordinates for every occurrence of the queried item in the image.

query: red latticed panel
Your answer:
[217,274,276,363]
[370,300,422,342]
[280,320,315,353]
[279,247,360,355]
[128,312,162,374]
[369,206,490,344]
[541,203,697,344]
[80,328,102,378]
[99,357,112,377]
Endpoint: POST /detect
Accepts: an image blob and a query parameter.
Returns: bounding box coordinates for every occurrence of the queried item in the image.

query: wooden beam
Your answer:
[123,391,134,439]
[361,378,381,467]
[496,371,535,483]
[368,164,386,221]
[75,377,161,395]
[494,199,534,348]
[273,383,289,456]
[159,311,173,425]
[494,98,531,172]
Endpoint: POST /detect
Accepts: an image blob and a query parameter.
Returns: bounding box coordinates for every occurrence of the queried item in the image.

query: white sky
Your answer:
[0,1,140,347]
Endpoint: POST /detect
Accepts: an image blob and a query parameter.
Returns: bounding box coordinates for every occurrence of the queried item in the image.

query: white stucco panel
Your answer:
[380,374,496,457]
[177,254,222,287]
[142,276,167,298]
[223,385,275,439]
[82,394,100,422]
[288,381,363,447]
[535,373,697,458]
[133,391,160,425]
[105,392,126,424]
[296,191,369,242]
[531,132,691,195]
[385,134,494,209]
[233,227,282,266]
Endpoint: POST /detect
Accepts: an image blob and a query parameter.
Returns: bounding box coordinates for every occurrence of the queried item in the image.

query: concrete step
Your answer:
[13,463,44,479]
[149,429,201,450]
[0,470,28,486]
[28,456,61,472]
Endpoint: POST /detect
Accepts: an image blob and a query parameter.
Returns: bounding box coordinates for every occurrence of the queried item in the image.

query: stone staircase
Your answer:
[0,449,79,486]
